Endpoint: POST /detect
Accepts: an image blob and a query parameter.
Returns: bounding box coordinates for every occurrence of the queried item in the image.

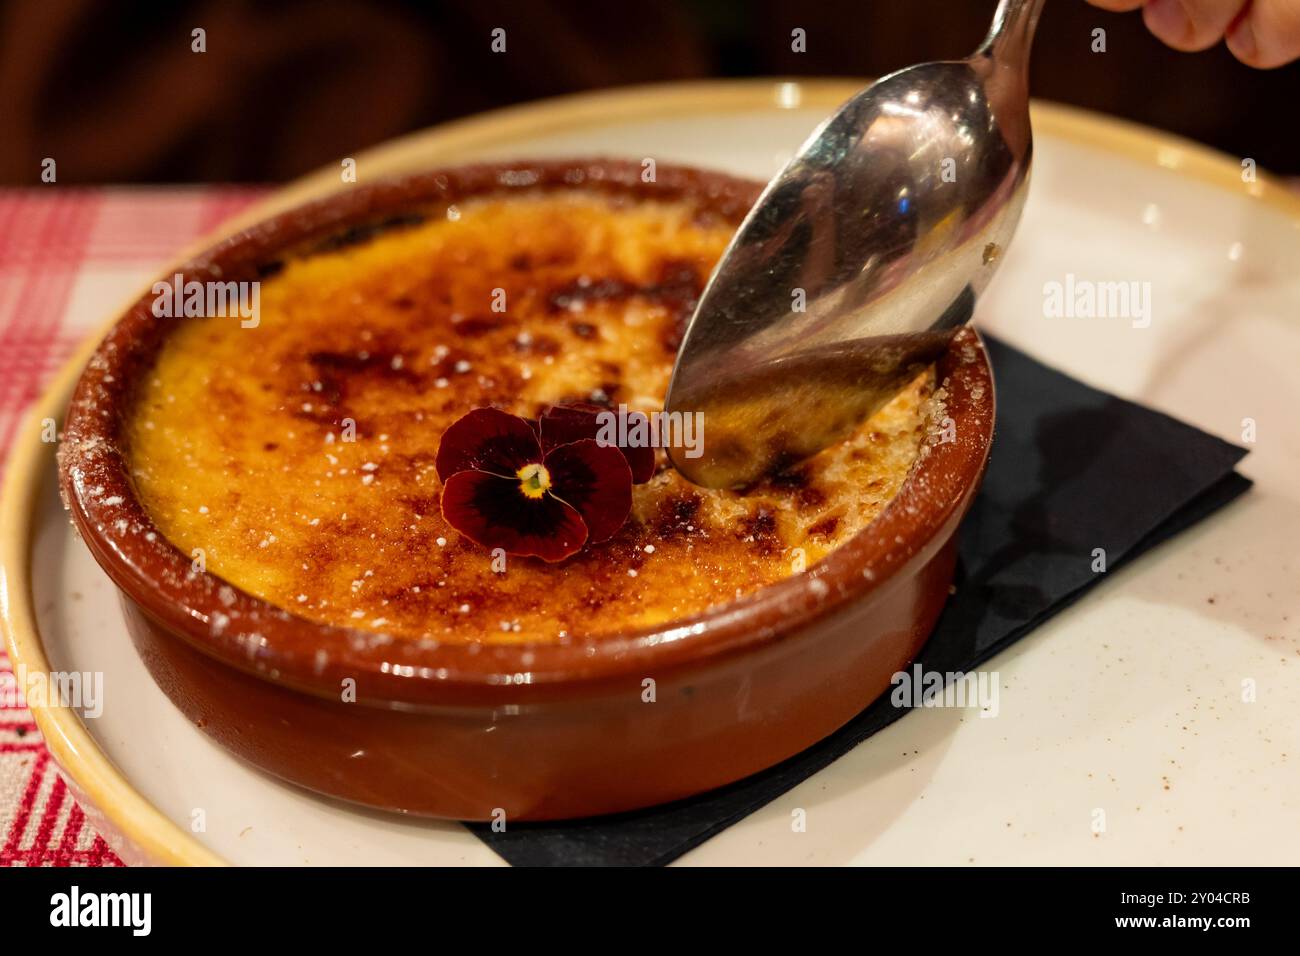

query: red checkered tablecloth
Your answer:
[0,186,268,866]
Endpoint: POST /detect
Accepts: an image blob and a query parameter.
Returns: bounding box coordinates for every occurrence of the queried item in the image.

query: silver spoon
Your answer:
[664,0,1045,488]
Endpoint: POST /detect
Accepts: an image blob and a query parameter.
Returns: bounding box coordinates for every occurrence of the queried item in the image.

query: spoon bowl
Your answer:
[666,0,1044,487]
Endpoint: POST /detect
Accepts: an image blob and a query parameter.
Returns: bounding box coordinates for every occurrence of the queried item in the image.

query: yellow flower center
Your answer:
[516,462,551,499]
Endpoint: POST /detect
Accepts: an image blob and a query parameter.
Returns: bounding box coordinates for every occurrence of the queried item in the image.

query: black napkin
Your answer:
[471,335,1252,866]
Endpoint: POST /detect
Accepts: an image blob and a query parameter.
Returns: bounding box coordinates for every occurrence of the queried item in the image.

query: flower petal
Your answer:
[538,403,603,451]
[441,470,588,562]
[435,407,542,481]
[540,403,656,483]
[544,439,633,543]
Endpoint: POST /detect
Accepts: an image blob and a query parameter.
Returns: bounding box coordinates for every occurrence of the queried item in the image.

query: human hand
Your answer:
[1086,0,1300,67]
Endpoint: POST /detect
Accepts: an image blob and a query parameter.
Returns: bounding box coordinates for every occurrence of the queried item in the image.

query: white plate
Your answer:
[6,80,1300,865]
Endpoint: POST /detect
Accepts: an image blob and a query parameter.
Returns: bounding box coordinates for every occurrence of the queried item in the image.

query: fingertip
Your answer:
[1226,15,1262,64]
[1229,1,1300,68]
[1142,0,1213,52]
[1086,0,1147,10]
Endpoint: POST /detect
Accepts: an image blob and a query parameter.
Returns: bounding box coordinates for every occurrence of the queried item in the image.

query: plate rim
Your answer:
[2,77,1296,867]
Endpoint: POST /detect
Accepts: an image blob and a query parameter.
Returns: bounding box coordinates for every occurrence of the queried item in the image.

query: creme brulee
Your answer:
[124,191,938,643]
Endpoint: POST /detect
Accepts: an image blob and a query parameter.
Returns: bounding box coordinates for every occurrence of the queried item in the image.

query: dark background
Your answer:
[1,0,1296,185]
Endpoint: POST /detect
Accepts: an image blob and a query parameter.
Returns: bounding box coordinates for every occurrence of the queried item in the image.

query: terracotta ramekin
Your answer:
[59,159,995,821]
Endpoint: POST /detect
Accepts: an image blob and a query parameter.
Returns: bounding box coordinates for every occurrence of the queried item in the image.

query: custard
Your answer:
[125,191,936,643]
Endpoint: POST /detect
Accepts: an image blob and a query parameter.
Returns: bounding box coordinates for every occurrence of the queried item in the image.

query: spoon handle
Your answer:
[979,0,1048,72]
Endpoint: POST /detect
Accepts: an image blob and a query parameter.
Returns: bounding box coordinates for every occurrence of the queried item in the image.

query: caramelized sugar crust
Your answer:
[125,192,935,643]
